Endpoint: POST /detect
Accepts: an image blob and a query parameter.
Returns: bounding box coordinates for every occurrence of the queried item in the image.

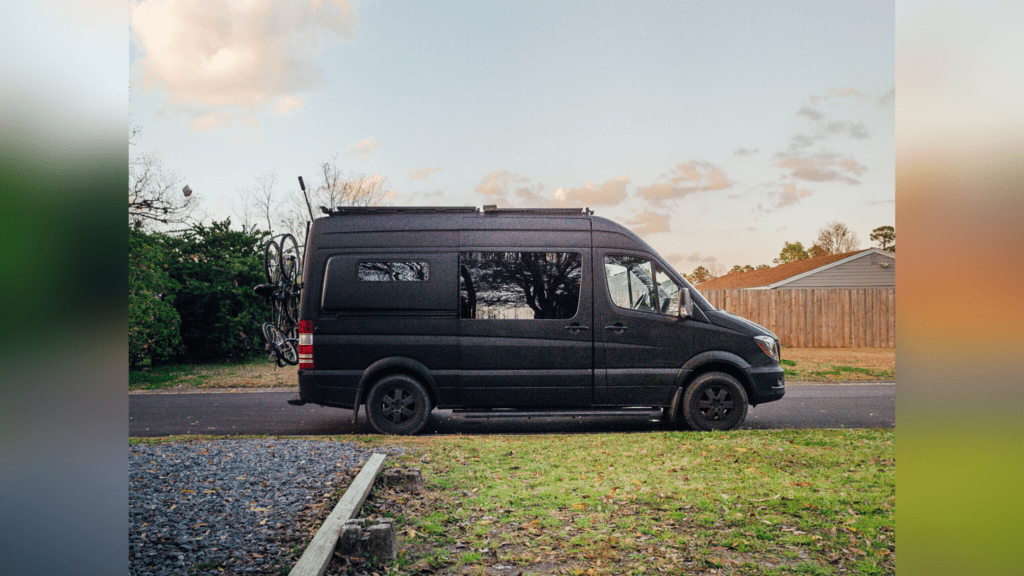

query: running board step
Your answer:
[456,408,664,420]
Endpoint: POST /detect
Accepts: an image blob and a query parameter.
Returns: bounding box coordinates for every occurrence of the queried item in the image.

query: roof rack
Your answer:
[481,206,593,216]
[322,206,594,216]
[323,206,479,215]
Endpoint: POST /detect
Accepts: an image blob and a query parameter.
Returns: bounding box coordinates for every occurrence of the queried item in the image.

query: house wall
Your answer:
[701,288,896,348]
[781,252,895,288]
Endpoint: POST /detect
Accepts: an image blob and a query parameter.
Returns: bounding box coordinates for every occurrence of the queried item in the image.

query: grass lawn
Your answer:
[128,348,894,391]
[134,430,895,575]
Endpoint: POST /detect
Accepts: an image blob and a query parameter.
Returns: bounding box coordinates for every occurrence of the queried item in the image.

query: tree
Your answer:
[773,241,809,265]
[279,155,390,244]
[808,244,828,258]
[870,225,895,252]
[233,171,282,235]
[687,266,715,284]
[729,264,756,275]
[815,221,860,255]
[129,125,196,227]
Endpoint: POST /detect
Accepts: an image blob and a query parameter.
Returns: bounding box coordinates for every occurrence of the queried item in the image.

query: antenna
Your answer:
[297,176,314,221]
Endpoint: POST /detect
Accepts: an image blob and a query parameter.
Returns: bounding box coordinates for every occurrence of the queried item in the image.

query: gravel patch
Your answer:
[129,439,403,576]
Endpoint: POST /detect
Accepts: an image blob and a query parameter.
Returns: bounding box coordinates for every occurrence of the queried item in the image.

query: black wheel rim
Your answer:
[381,388,416,424]
[697,386,735,421]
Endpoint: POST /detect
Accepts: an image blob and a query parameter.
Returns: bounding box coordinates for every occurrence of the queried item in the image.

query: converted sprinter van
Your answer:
[288,206,784,434]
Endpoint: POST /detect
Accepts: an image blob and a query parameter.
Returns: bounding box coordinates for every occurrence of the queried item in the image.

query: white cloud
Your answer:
[408,166,443,181]
[626,210,670,237]
[274,96,304,116]
[130,0,358,131]
[549,174,630,207]
[637,161,732,203]
[773,152,866,185]
[349,138,381,162]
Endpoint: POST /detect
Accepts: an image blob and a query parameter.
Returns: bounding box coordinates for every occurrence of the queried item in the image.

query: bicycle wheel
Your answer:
[264,240,281,284]
[278,234,300,285]
[262,322,298,366]
[283,289,300,338]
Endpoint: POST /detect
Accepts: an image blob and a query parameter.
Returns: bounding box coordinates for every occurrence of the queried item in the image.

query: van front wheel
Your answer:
[365,375,432,435]
[682,372,748,431]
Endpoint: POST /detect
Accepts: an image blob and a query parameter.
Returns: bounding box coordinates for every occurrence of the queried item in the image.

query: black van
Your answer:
[290,206,784,434]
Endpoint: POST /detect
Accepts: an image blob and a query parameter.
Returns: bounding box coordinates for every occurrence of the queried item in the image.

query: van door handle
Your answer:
[605,324,629,333]
[564,324,590,332]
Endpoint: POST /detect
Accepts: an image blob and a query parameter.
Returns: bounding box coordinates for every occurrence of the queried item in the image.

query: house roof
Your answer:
[695,249,892,290]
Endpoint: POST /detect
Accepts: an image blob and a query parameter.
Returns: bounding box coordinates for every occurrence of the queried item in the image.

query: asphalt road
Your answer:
[129,383,894,437]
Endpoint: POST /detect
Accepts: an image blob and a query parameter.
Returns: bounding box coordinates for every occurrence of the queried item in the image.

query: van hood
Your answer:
[707,309,779,340]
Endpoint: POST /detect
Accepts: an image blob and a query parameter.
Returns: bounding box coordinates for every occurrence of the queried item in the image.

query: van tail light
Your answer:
[298,320,313,369]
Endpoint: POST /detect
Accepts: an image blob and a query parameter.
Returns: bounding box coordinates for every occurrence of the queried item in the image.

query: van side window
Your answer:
[460,252,581,320]
[605,255,680,316]
[358,261,429,282]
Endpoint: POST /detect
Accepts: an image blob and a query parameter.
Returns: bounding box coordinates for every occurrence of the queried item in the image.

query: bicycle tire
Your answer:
[279,234,300,285]
[262,322,298,366]
[264,240,281,284]
[284,288,300,337]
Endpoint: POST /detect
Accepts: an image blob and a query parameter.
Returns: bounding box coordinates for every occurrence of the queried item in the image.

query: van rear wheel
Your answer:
[682,372,748,431]
[365,374,432,435]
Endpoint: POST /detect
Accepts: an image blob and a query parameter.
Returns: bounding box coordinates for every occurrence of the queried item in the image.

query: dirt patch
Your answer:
[780,348,895,382]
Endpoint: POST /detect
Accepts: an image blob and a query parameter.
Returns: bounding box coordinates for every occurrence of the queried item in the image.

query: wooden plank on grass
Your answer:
[290,452,388,576]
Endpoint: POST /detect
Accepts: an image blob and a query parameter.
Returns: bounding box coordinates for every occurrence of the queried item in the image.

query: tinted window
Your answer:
[460,252,581,319]
[605,255,680,316]
[358,261,429,282]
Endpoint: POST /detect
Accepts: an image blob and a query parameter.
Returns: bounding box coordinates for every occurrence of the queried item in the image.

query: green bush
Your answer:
[128,224,182,366]
[164,219,268,362]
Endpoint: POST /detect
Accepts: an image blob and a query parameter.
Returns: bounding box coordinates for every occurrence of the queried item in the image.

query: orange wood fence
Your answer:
[700,288,895,348]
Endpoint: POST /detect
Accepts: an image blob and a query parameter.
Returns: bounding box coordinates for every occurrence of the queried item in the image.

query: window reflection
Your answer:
[358,261,429,282]
[460,252,582,320]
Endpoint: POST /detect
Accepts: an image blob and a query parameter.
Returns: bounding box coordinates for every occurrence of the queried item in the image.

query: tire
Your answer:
[365,374,433,435]
[278,234,300,285]
[682,372,749,431]
[262,322,297,366]
[264,240,281,284]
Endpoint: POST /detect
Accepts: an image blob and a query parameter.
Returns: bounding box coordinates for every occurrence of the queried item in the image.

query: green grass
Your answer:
[385,430,894,575]
[129,363,210,390]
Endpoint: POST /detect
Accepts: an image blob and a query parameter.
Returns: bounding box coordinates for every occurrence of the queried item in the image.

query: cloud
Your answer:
[474,170,541,206]
[274,96,303,116]
[808,86,867,102]
[878,87,895,106]
[798,106,824,121]
[733,147,759,156]
[130,0,358,130]
[408,166,443,181]
[770,183,814,209]
[637,161,733,203]
[349,138,381,162]
[475,171,630,208]
[550,174,630,207]
[826,121,869,139]
[625,210,670,237]
[773,152,866,185]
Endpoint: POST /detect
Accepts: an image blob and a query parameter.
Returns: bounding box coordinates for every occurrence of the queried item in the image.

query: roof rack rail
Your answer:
[481,206,593,216]
[324,206,479,215]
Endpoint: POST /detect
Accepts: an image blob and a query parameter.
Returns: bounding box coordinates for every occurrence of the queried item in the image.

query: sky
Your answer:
[128,0,895,275]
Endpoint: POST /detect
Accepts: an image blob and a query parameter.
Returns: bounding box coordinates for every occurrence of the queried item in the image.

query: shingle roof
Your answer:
[695,250,868,290]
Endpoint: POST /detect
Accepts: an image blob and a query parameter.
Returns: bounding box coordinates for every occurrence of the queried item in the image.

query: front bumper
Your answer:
[747,365,785,405]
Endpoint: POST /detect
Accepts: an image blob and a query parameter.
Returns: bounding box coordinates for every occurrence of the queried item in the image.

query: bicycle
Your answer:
[249,233,303,366]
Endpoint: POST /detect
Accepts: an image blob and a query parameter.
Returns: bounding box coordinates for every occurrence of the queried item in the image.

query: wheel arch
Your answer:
[352,357,440,422]
[677,351,755,404]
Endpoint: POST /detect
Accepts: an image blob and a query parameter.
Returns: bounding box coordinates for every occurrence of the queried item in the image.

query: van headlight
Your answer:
[755,335,779,362]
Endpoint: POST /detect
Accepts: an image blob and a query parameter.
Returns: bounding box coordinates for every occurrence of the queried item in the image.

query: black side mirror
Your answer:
[679,289,693,319]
